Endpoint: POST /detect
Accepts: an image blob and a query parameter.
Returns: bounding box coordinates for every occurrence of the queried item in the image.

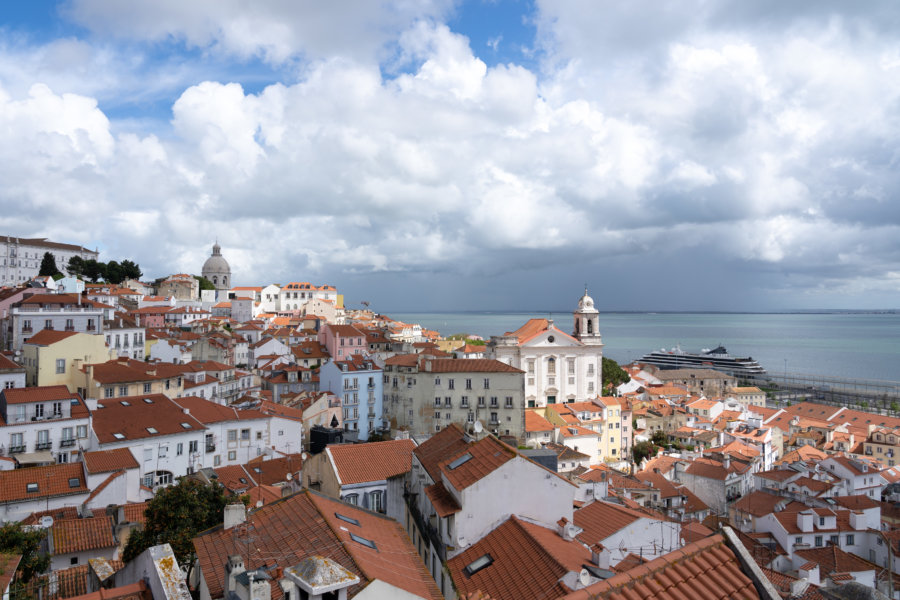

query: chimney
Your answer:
[226,555,245,594]
[224,503,246,530]
[591,544,611,570]
[790,579,810,597]
[723,455,731,470]
[183,408,190,415]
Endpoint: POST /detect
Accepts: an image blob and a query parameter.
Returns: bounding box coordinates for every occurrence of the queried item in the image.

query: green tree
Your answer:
[651,430,669,446]
[0,522,50,582]
[891,401,899,414]
[105,261,125,284]
[194,275,215,291]
[123,479,230,578]
[601,357,631,392]
[120,259,142,280]
[66,256,85,278]
[38,252,60,278]
[632,440,655,464]
[82,259,106,283]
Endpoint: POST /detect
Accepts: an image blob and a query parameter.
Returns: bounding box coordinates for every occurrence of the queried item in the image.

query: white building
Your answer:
[489,290,603,408]
[6,293,105,352]
[0,236,98,287]
[0,354,25,390]
[0,385,91,465]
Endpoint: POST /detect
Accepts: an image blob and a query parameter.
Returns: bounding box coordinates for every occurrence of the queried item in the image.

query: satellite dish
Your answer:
[473,421,483,434]
[40,516,54,528]
[579,569,591,587]
[301,452,308,461]
[255,500,263,508]
[285,472,293,480]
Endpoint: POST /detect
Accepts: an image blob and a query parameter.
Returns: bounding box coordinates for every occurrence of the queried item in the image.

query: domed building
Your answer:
[201,242,231,291]
[573,287,602,345]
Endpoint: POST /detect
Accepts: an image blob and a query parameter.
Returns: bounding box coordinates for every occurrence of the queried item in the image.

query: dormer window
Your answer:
[113,433,125,440]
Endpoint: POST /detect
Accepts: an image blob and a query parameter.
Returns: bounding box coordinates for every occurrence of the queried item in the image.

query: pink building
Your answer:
[129,306,170,328]
[317,323,367,359]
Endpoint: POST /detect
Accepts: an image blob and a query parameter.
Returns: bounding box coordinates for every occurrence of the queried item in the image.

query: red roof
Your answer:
[423,359,523,374]
[82,448,140,473]
[50,517,116,554]
[448,516,590,600]
[0,462,88,502]
[193,490,441,600]
[93,394,205,443]
[574,500,649,544]
[23,329,79,345]
[327,439,415,485]
[413,423,471,481]
[438,435,516,492]
[561,534,760,600]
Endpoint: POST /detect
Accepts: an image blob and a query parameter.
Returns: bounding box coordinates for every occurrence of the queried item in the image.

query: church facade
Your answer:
[489,290,603,407]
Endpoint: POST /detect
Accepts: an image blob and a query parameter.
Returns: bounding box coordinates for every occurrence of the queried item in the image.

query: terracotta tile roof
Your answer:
[423,359,523,374]
[640,454,684,475]
[730,490,795,517]
[22,329,80,345]
[0,462,88,502]
[681,520,715,544]
[424,481,461,517]
[93,394,205,443]
[755,469,796,482]
[66,580,151,600]
[438,435,516,492]
[413,423,471,481]
[120,503,148,525]
[832,495,879,511]
[82,448,139,473]
[193,490,441,600]
[20,506,81,526]
[243,454,304,486]
[50,517,116,555]
[172,396,265,424]
[559,534,760,600]
[684,457,748,481]
[503,318,578,345]
[213,465,256,493]
[612,553,647,573]
[244,485,283,507]
[2,384,81,405]
[327,439,415,485]
[384,353,420,367]
[448,516,590,600]
[0,554,21,596]
[574,500,650,545]
[584,465,651,490]
[795,544,877,576]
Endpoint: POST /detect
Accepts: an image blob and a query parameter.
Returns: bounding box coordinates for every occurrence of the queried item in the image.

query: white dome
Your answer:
[201,242,232,290]
[576,288,596,312]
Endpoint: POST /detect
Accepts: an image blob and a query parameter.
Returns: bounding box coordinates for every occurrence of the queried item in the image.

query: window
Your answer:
[434,411,441,419]
[240,429,250,440]
[445,397,451,407]
[815,536,823,547]
[228,451,236,460]
[465,379,472,390]
[434,397,441,407]
[77,425,87,438]
[256,431,263,440]
[105,387,114,398]
[548,358,556,373]
[435,377,441,386]
[819,517,825,526]
[228,429,237,442]
[490,397,498,407]
[56,359,65,374]
[830,535,839,546]
[52,401,62,416]
[568,359,575,374]
[448,379,455,390]
[189,440,198,453]
[45,319,53,330]
[478,396,485,407]
[344,493,359,505]
[119,385,128,396]
[177,443,183,456]
[483,378,490,389]
[214,455,221,466]
[159,445,168,458]
[846,534,855,545]
[795,537,803,545]
[143,383,151,393]
[461,396,469,408]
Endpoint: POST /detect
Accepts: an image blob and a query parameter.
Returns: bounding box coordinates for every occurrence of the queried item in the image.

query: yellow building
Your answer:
[82,358,186,401]
[22,330,114,390]
[730,386,767,408]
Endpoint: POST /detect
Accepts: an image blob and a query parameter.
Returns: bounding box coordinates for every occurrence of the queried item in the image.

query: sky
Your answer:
[2,1,900,312]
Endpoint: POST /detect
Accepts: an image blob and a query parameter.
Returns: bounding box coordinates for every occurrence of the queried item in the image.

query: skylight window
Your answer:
[349,533,377,550]
[26,483,38,493]
[335,513,360,526]
[68,478,80,488]
[448,453,473,470]
[143,398,154,404]
[146,427,158,434]
[120,401,130,406]
[113,433,125,440]
[181,423,191,429]
[463,554,493,577]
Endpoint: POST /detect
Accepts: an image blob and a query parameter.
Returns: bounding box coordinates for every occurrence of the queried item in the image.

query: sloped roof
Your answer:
[22,329,80,345]
[413,423,471,481]
[0,462,88,502]
[93,394,205,443]
[50,517,116,555]
[448,516,590,600]
[192,490,441,600]
[438,435,516,492]
[423,359,523,374]
[82,448,140,473]
[559,534,760,600]
[574,500,651,545]
[327,439,415,485]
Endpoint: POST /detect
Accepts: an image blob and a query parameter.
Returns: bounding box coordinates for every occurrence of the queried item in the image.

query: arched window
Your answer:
[212,276,217,285]
[223,276,228,286]
[548,357,556,373]
[343,493,359,505]
[587,319,593,334]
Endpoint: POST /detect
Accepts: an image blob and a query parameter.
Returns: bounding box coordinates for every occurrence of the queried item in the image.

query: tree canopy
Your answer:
[38,252,61,278]
[194,275,215,291]
[601,357,631,391]
[123,478,231,572]
[0,522,49,582]
[66,256,141,283]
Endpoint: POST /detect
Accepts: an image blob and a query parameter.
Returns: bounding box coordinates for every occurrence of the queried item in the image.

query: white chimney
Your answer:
[224,503,246,530]
[591,544,611,570]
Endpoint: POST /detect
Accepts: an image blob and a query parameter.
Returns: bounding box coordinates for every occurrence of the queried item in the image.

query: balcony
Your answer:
[206,443,216,453]
[404,490,446,562]
[60,439,76,448]
[368,411,376,418]
[8,445,26,454]
[22,327,32,333]
[35,441,52,451]
[64,326,75,331]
